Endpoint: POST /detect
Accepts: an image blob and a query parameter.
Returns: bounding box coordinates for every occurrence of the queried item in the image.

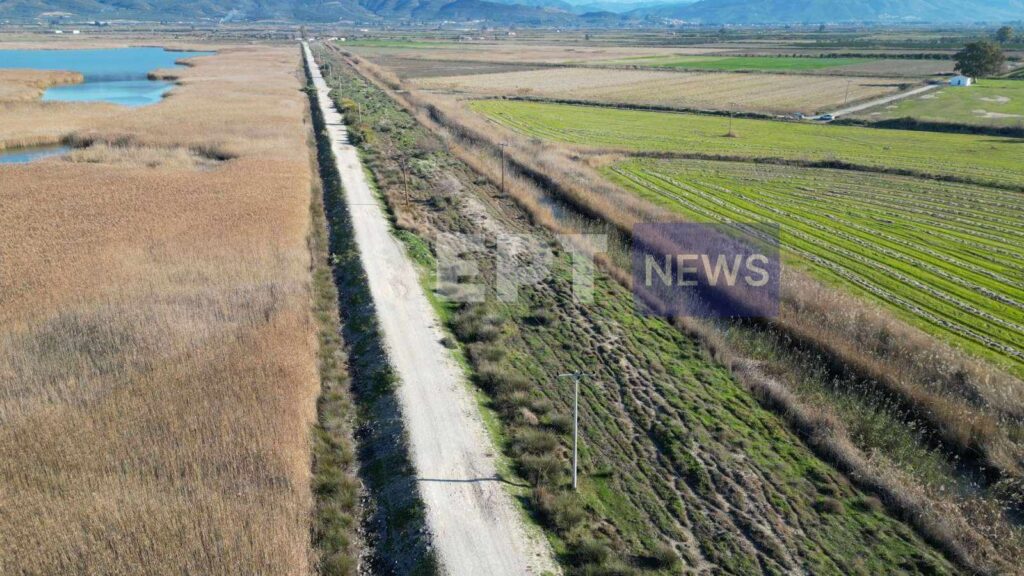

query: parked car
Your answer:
[819,114,835,122]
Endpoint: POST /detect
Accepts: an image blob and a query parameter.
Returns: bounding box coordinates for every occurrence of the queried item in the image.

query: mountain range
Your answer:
[638,0,1024,24]
[1,0,1020,24]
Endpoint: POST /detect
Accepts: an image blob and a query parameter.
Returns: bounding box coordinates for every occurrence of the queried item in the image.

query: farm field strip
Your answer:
[807,181,1024,235]
[606,161,1024,369]
[789,179,1024,252]
[717,179,1024,296]
[778,191,1024,285]
[471,100,1024,189]
[597,55,873,71]
[802,187,1024,265]
[705,181,1024,319]
[631,170,1024,344]
[414,67,911,114]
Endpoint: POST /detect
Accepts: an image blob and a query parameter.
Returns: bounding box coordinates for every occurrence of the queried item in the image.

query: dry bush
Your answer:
[0,45,322,575]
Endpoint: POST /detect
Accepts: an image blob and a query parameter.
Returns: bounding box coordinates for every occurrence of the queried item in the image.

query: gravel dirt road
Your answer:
[304,42,557,576]
[821,83,941,118]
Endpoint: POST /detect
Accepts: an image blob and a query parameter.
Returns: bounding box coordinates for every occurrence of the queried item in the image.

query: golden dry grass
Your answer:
[413,66,912,114]
[0,69,82,102]
[0,44,321,575]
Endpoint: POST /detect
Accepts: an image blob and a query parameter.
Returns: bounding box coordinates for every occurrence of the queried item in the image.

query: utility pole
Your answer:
[843,79,851,106]
[558,372,590,490]
[499,142,507,195]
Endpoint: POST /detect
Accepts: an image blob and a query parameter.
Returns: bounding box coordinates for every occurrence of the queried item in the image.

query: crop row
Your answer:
[608,161,1024,370]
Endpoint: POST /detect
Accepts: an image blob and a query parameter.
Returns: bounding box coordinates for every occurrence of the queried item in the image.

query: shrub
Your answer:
[519,452,564,486]
[569,538,612,567]
[512,428,560,456]
[649,543,680,569]
[543,412,573,434]
[452,306,503,343]
[476,365,531,397]
[533,486,586,533]
[814,497,845,514]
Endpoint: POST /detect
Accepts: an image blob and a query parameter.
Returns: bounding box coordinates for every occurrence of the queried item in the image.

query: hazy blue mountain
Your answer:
[488,0,675,14]
[637,0,1024,23]
[0,0,581,22]
[487,0,576,11]
[3,0,1020,23]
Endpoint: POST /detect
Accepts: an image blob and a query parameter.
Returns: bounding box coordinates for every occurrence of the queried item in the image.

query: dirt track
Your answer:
[822,83,941,118]
[304,42,557,576]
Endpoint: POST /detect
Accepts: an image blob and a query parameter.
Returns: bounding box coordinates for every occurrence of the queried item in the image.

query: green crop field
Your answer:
[603,55,872,71]
[604,158,1024,374]
[471,99,1024,189]
[857,80,1024,127]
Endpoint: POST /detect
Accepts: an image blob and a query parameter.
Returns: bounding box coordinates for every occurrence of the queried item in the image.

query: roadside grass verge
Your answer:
[306,126,362,574]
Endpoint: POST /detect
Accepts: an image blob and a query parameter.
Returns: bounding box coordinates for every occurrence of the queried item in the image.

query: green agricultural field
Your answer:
[857,80,1024,127]
[603,55,872,71]
[604,158,1024,374]
[471,99,1024,189]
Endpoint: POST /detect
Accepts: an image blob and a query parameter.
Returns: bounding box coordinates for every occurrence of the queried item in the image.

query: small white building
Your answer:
[949,75,973,87]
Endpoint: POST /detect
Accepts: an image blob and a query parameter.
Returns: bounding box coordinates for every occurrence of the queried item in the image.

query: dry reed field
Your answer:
[413,67,913,114]
[0,45,322,575]
[0,69,82,102]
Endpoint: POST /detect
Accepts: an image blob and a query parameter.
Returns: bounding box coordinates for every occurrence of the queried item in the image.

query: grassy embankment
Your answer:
[316,43,964,576]
[0,46,325,574]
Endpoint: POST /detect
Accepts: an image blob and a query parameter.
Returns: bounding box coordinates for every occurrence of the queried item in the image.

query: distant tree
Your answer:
[995,26,1014,44]
[954,41,1006,79]
[818,23,827,33]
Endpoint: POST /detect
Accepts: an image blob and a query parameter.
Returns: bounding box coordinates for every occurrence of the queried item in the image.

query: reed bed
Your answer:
[0,45,323,575]
[0,69,82,102]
